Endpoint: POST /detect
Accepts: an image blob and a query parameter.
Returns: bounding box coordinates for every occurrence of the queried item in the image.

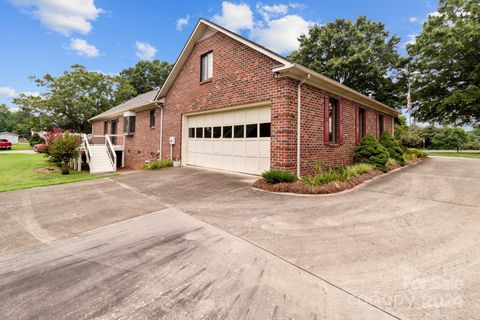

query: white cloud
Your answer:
[21,91,41,97]
[256,3,289,20]
[0,86,17,98]
[69,38,99,57]
[176,15,190,31]
[403,34,417,48]
[250,15,312,53]
[0,87,40,98]
[10,0,102,36]
[409,16,418,23]
[135,41,157,60]
[212,1,254,32]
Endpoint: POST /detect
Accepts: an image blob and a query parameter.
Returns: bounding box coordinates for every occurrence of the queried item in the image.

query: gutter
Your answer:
[297,73,310,178]
[155,102,164,160]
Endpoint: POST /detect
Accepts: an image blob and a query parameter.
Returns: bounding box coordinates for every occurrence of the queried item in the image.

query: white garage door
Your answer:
[185,105,271,175]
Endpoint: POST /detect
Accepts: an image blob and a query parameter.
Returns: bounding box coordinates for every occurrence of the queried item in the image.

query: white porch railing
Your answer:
[105,134,117,169]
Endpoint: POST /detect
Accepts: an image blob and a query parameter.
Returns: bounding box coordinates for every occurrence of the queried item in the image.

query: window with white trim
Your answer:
[200,51,213,82]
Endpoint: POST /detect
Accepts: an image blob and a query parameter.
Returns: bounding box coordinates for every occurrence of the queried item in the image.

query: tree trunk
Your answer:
[61,164,70,175]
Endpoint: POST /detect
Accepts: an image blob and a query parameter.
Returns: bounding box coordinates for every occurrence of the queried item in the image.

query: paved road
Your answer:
[0,156,479,319]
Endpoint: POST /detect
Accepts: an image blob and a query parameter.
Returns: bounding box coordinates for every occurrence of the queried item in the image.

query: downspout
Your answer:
[297,74,310,178]
[155,102,164,160]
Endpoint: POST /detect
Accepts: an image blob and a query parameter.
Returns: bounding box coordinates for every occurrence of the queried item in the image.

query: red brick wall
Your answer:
[91,29,397,174]
[123,108,160,168]
[91,110,160,169]
[163,31,298,172]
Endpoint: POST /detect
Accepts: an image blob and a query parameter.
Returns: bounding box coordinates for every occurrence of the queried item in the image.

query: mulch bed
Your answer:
[34,167,60,174]
[253,157,427,195]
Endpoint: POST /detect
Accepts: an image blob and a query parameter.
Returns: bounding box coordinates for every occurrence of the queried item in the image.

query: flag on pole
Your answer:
[406,83,412,111]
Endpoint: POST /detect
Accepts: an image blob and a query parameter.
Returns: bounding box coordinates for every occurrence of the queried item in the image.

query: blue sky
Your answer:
[0,0,439,110]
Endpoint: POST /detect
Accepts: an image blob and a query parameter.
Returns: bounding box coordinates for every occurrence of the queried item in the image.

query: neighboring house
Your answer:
[90,19,399,176]
[0,132,19,144]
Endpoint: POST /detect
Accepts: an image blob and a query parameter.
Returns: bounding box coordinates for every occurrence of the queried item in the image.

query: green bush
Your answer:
[405,148,428,160]
[354,134,390,172]
[262,170,296,184]
[46,132,81,174]
[143,159,173,170]
[380,132,405,165]
[302,163,375,186]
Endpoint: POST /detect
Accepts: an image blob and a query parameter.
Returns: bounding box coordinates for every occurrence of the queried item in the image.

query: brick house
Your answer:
[90,19,399,176]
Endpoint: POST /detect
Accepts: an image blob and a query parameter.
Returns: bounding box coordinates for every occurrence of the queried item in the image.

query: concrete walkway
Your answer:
[0,149,35,154]
[0,156,479,319]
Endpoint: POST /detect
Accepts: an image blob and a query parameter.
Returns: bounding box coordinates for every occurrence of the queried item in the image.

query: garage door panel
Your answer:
[245,140,259,157]
[259,140,270,158]
[186,105,270,175]
[222,140,233,155]
[233,141,245,156]
[212,140,222,154]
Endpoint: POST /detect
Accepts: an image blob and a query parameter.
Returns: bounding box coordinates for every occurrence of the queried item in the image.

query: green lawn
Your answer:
[11,142,32,150]
[427,150,480,159]
[0,153,113,192]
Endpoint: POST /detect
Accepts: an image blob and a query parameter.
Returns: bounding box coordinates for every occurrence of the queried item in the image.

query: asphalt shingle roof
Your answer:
[89,88,158,121]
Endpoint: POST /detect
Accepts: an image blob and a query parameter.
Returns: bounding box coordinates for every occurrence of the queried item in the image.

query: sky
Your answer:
[0,0,439,110]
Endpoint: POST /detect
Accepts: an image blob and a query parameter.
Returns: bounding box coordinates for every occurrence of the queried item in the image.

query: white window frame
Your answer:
[201,51,213,81]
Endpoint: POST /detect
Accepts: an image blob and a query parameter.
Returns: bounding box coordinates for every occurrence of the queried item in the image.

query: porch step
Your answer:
[88,145,116,174]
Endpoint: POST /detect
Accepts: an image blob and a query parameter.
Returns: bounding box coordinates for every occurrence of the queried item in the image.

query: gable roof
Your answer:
[89,88,159,121]
[156,19,399,116]
[154,18,293,101]
[0,132,18,136]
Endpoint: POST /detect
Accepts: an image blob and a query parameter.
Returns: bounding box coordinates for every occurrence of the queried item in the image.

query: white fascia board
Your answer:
[273,64,399,116]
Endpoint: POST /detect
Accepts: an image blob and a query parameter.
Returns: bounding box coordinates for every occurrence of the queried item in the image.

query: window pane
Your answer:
[103,121,108,134]
[196,127,203,138]
[207,52,213,78]
[130,116,135,133]
[328,99,337,143]
[259,123,271,137]
[213,126,221,138]
[245,124,258,138]
[204,127,212,138]
[359,108,366,138]
[379,114,384,134]
[150,110,155,127]
[223,126,232,138]
[234,125,244,138]
[189,128,195,138]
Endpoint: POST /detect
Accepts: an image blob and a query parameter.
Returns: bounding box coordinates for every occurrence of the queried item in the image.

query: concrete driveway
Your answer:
[0,156,479,319]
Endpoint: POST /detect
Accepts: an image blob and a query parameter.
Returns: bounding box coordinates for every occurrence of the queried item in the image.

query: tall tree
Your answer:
[0,104,16,132]
[407,0,480,126]
[289,16,406,108]
[119,60,173,95]
[13,65,136,132]
[432,127,469,152]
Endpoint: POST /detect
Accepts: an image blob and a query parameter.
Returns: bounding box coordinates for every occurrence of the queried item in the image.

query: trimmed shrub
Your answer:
[302,163,375,186]
[354,134,390,172]
[380,132,405,165]
[262,170,296,184]
[404,148,428,160]
[143,159,173,170]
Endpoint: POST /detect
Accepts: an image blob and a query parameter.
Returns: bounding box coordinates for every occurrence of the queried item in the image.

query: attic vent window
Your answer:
[200,51,213,82]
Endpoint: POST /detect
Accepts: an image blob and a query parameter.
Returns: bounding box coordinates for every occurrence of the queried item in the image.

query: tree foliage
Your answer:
[46,131,82,174]
[289,16,406,108]
[432,127,469,151]
[119,60,173,95]
[407,0,480,126]
[12,65,136,132]
[0,104,16,132]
